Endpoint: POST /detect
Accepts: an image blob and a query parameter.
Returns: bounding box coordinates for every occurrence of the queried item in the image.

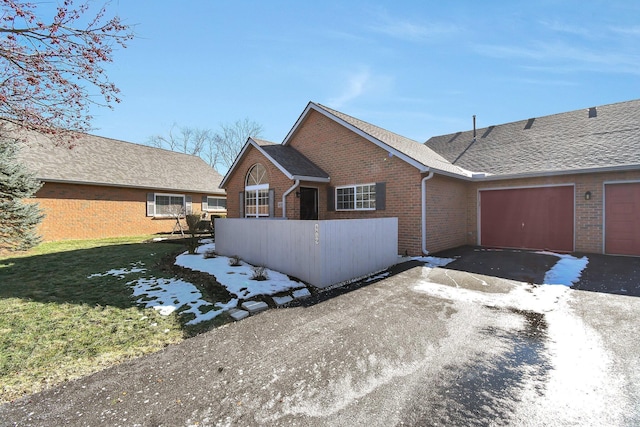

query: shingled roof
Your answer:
[15,130,225,194]
[425,99,640,177]
[219,138,330,188]
[254,139,330,181]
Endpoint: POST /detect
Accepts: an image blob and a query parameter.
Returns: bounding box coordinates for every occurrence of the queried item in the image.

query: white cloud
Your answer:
[474,41,640,75]
[366,8,460,42]
[327,69,393,108]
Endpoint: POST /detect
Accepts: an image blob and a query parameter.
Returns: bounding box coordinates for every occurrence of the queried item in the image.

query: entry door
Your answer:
[299,187,318,220]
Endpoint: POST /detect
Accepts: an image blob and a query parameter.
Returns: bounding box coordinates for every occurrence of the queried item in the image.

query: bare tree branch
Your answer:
[0,0,134,139]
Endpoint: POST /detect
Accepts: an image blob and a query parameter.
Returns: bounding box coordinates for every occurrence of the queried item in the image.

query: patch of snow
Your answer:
[536,252,589,286]
[411,256,456,268]
[88,262,146,279]
[365,272,390,282]
[175,243,305,299]
[129,277,238,325]
[413,272,570,314]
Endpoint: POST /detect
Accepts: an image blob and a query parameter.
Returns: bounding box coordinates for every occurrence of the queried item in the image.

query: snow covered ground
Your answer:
[87,241,306,325]
[87,241,590,326]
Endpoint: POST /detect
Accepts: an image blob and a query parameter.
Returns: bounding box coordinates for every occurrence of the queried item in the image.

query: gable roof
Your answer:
[425,99,640,178]
[219,137,330,188]
[283,102,473,178]
[15,129,225,194]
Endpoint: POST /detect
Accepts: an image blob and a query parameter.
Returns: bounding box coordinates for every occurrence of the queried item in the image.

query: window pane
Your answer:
[155,195,184,216]
[336,187,354,210]
[208,197,226,209]
[257,189,269,216]
[245,190,256,216]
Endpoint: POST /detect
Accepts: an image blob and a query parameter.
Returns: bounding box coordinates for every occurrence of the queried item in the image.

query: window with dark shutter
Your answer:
[146,193,155,217]
[269,189,275,217]
[202,195,208,212]
[327,186,335,212]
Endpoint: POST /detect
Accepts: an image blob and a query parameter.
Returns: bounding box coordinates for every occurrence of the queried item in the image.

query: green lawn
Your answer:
[0,236,226,403]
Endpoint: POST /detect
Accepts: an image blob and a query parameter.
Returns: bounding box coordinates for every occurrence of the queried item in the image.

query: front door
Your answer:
[299,187,318,220]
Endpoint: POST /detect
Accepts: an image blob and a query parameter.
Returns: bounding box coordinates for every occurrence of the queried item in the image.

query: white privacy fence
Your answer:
[214,218,398,288]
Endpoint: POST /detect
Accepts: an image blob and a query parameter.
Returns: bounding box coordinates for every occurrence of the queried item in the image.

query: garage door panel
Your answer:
[605,183,640,256]
[480,186,574,252]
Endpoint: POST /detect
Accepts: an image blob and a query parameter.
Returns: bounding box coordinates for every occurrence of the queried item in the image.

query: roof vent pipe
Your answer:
[473,115,477,141]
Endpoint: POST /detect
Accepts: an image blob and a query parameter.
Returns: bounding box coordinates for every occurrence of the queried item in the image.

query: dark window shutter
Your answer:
[146,193,155,217]
[269,189,275,217]
[375,182,386,211]
[239,191,244,218]
[185,195,192,214]
[327,186,335,212]
[202,195,208,212]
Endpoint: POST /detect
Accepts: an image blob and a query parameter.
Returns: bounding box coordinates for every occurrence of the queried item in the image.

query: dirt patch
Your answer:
[155,250,234,303]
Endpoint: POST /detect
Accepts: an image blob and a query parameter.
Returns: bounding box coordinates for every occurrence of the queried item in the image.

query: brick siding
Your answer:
[30,182,216,241]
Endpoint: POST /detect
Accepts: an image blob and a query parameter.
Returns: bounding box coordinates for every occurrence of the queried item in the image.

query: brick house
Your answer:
[17,131,226,241]
[221,99,640,257]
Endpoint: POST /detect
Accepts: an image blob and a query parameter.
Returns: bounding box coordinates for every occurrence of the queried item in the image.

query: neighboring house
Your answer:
[16,130,226,241]
[221,99,640,257]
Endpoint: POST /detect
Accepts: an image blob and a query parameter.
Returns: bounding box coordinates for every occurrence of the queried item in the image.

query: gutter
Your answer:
[282,180,300,218]
[421,171,435,255]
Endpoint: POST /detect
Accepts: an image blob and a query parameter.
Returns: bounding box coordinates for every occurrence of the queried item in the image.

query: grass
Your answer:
[0,235,228,403]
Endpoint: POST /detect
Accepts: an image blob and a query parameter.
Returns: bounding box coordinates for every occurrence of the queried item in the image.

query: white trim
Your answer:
[477,184,576,251]
[335,183,377,211]
[220,137,330,188]
[206,195,227,212]
[153,192,186,218]
[39,178,225,195]
[282,180,300,219]
[421,172,435,255]
[602,180,640,255]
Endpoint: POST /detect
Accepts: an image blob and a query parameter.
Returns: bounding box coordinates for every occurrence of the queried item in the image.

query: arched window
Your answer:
[245,164,269,217]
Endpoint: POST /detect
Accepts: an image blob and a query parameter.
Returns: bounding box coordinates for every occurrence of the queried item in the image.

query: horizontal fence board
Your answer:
[215,218,398,288]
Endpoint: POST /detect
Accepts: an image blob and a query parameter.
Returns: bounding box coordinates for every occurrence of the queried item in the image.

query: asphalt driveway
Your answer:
[2,249,640,426]
[434,245,640,297]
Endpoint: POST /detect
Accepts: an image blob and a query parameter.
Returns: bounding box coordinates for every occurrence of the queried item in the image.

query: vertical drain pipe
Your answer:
[421,172,435,255]
[282,180,300,219]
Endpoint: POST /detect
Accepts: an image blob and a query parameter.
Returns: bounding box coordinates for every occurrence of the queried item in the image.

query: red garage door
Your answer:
[480,186,574,252]
[605,182,640,256]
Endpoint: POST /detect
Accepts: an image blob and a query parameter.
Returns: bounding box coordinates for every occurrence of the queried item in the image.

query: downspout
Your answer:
[421,171,435,255]
[282,180,300,218]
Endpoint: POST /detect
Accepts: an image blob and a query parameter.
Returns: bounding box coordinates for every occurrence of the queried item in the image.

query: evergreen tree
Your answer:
[0,138,44,251]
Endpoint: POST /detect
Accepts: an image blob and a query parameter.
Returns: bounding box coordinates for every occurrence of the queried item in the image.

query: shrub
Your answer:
[186,236,199,254]
[203,248,217,259]
[250,266,268,281]
[228,255,242,266]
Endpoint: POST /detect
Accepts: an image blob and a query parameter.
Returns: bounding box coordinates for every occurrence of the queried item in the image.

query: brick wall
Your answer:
[467,170,640,254]
[31,182,214,241]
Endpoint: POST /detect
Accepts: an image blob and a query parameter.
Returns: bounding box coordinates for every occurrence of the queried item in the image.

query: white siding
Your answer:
[215,218,398,288]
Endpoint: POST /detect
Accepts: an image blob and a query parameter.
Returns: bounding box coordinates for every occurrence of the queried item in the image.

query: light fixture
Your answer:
[584,191,592,200]
[295,191,300,198]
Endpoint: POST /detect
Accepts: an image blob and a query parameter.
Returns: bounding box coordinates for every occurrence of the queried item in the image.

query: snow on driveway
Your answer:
[411,252,627,425]
[537,251,589,286]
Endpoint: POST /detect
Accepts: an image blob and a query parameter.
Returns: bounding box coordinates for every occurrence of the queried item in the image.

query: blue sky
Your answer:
[89,0,640,145]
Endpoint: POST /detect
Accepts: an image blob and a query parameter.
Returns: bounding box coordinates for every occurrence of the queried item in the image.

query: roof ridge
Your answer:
[432,98,640,139]
[315,103,420,144]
